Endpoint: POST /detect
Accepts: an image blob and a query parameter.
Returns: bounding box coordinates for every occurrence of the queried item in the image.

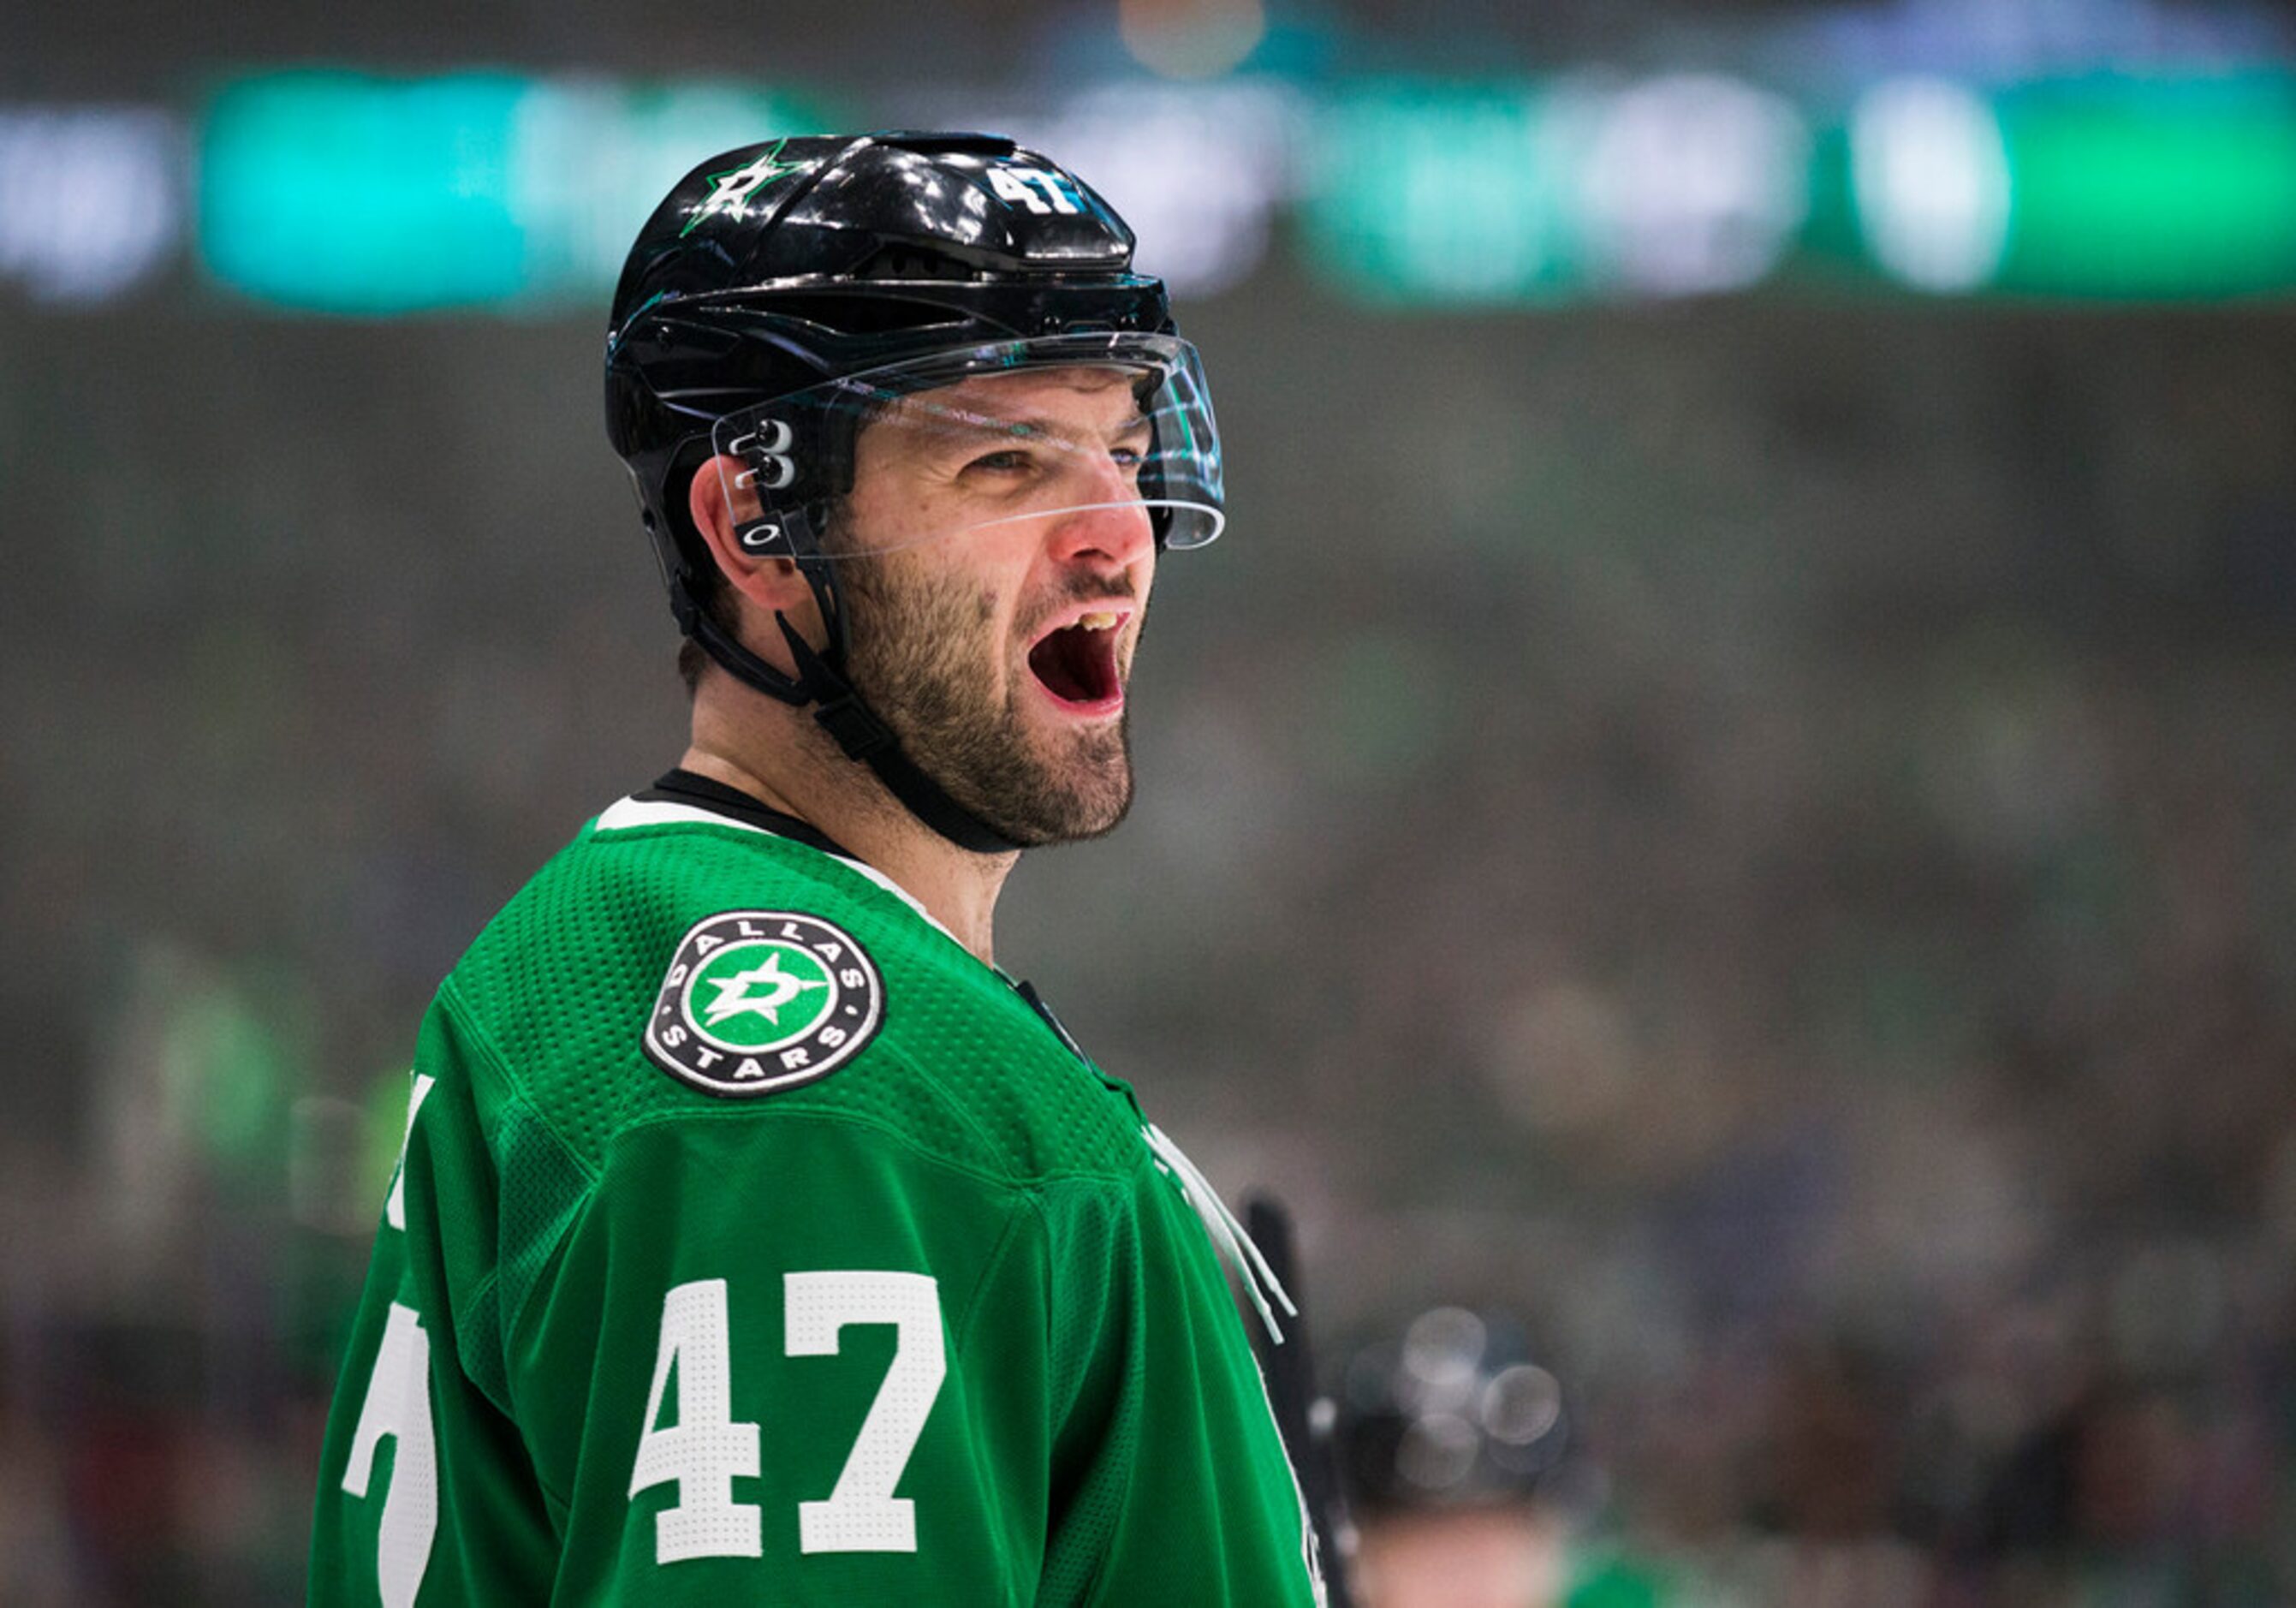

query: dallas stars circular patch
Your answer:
[642,911,884,1097]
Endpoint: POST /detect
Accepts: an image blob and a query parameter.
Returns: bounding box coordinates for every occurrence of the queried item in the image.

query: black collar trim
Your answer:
[638,769,863,864]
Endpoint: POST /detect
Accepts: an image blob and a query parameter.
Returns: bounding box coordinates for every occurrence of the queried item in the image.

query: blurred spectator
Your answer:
[1339,1307,1573,1608]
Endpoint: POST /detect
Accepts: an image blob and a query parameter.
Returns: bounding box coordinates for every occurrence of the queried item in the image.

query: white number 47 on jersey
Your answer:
[631,1272,947,1561]
[340,1269,943,1605]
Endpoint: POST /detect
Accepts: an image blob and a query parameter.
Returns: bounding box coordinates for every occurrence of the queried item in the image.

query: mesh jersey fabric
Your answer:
[308,795,1324,1606]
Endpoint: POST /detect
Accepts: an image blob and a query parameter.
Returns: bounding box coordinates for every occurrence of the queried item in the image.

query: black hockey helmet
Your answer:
[604,131,1223,853]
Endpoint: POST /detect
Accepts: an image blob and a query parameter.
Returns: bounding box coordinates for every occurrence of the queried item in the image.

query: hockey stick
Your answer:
[1244,1194,1359,1608]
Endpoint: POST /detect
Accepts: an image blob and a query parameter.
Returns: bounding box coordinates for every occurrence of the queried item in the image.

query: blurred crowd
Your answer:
[3,282,2293,1603]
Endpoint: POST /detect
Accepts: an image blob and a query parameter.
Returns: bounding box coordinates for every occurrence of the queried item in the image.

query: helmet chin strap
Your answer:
[675,575,1024,857]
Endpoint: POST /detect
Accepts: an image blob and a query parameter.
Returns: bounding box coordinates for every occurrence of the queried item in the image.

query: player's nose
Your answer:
[1044,461,1156,571]
[1044,499,1155,573]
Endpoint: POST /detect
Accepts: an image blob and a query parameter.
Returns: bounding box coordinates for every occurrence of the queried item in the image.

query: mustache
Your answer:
[1021,575,1143,635]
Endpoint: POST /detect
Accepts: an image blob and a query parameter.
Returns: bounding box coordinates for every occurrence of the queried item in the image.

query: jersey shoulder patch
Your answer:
[641,909,884,1097]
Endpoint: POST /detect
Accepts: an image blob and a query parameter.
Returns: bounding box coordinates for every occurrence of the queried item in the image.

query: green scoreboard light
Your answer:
[191,65,2296,312]
[1311,70,2296,306]
[1301,81,1595,306]
[1852,73,2296,300]
[199,72,525,313]
[198,70,830,314]
[1300,74,1812,307]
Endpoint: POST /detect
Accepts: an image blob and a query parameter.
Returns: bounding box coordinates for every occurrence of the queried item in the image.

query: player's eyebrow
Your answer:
[903,402,1151,457]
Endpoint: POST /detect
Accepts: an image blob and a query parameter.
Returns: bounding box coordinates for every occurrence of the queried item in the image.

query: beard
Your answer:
[835,554,1138,848]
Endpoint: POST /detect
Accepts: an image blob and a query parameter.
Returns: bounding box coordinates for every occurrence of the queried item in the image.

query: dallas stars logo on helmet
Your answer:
[643,911,883,1096]
[679,140,802,237]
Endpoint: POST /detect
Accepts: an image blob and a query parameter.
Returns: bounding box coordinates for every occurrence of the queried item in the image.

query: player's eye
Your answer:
[964,448,1038,475]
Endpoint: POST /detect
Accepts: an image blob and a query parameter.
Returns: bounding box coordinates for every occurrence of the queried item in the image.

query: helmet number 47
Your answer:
[989,166,1080,216]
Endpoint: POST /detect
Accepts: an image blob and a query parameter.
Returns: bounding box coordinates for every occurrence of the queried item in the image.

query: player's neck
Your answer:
[678,710,1016,967]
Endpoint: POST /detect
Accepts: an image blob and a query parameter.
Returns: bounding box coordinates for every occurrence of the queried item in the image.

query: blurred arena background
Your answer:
[7,0,2296,1601]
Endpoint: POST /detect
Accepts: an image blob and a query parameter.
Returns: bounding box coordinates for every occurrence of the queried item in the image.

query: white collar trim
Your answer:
[591,795,955,944]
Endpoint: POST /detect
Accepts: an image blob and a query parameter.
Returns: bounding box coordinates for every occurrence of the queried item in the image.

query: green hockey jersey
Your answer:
[309,775,1324,1605]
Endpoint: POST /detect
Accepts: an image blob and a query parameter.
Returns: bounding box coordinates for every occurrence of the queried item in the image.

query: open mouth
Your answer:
[1026,609,1126,710]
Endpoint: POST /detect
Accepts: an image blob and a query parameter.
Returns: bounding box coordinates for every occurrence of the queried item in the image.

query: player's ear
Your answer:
[688,453,811,616]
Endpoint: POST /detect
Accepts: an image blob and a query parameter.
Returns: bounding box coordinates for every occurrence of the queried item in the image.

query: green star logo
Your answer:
[686,941,834,1049]
[643,911,884,1098]
[680,140,802,237]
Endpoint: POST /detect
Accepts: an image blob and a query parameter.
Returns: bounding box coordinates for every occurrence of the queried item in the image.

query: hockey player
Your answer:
[307,134,1327,1605]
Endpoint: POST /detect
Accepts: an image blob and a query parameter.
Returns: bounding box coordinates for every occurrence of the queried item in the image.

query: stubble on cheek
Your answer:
[842,560,1139,844]
[875,580,996,735]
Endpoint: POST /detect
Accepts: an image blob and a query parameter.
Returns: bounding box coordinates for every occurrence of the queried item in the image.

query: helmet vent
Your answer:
[762,292,972,336]
[854,244,982,283]
[877,132,1017,158]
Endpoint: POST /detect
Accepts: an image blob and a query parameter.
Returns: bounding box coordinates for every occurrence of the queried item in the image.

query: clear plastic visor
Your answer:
[710,333,1223,563]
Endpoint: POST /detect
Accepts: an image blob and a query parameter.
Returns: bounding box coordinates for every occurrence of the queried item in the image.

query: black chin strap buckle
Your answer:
[691,603,1022,859]
[811,691,894,761]
[776,614,892,762]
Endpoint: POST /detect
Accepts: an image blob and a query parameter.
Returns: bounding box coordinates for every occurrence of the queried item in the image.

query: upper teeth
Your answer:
[1078,610,1119,630]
